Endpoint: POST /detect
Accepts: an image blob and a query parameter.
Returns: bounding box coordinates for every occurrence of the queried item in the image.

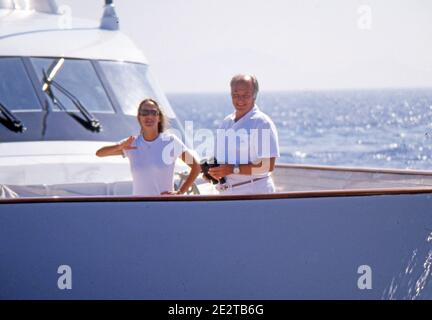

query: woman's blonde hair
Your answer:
[138,98,168,133]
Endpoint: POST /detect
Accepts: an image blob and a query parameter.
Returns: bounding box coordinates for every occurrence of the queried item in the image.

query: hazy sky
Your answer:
[59,0,432,93]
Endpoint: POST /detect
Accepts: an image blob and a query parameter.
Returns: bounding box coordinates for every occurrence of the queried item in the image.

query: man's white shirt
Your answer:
[216,105,280,185]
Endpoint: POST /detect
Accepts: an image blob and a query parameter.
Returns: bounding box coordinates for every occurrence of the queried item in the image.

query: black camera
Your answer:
[200,157,226,185]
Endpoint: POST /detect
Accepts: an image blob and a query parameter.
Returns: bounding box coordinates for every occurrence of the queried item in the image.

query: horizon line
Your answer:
[166,86,432,95]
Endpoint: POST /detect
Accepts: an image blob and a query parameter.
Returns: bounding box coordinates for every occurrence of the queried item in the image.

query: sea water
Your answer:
[169,88,432,170]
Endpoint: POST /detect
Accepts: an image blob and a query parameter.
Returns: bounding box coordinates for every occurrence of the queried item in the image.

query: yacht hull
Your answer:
[1,192,432,299]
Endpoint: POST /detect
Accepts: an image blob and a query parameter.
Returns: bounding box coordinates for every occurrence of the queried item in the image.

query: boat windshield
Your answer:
[0,57,42,111]
[31,58,115,113]
[98,61,176,119]
[0,57,177,122]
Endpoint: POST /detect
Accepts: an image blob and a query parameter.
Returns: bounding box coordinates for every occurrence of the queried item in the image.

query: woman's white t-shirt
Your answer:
[122,133,186,196]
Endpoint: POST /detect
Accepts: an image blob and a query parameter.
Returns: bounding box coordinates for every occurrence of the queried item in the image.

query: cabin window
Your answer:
[0,57,42,111]
[98,61,176,119]
[30,58,114,113]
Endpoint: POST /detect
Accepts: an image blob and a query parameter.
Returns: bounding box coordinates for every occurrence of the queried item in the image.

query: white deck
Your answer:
[273,164,432,192]
[2,163,432,199]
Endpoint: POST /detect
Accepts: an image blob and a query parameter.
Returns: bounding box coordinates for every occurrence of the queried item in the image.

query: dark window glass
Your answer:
[98,61,176,118]
[31,58,114,113]
[0,57,41,111]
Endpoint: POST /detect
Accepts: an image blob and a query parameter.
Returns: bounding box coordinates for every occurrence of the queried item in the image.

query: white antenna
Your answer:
[100,0,119,31]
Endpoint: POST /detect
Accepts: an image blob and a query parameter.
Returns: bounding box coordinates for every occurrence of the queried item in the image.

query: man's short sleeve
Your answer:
[255,119,280,159]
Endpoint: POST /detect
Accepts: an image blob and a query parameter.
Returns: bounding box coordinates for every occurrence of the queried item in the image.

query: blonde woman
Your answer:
[96,98,200,196]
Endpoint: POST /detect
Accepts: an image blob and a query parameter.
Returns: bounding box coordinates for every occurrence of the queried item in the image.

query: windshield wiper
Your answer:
[42,59,102,132]
[44,76,102,132]
[0,101,26,133]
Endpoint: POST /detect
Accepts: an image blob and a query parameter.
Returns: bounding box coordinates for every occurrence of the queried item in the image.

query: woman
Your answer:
[96,98,200,196]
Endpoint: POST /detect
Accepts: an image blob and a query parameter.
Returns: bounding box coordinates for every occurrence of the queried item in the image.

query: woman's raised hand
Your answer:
[119,136,137,151]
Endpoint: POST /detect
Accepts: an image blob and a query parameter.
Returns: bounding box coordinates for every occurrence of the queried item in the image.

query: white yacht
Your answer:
[1,0,432,299]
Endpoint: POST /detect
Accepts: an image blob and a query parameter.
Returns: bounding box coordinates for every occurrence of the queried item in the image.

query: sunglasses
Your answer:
[139,109,160,116]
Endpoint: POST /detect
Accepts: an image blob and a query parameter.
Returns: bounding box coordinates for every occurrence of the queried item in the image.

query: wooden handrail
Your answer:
[275,163,432,176]
[1,186,432,204]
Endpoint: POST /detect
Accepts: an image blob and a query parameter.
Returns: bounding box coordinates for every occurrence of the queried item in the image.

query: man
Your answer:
[208,74,280,194]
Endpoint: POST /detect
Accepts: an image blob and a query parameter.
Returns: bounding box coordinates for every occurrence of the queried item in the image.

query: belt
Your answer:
[217,176,268,191]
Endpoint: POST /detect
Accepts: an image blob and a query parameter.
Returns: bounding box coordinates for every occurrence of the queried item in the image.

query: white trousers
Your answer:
[216,176,276,195]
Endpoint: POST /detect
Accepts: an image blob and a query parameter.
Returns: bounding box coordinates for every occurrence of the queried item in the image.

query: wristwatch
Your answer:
[233,164,240,174]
